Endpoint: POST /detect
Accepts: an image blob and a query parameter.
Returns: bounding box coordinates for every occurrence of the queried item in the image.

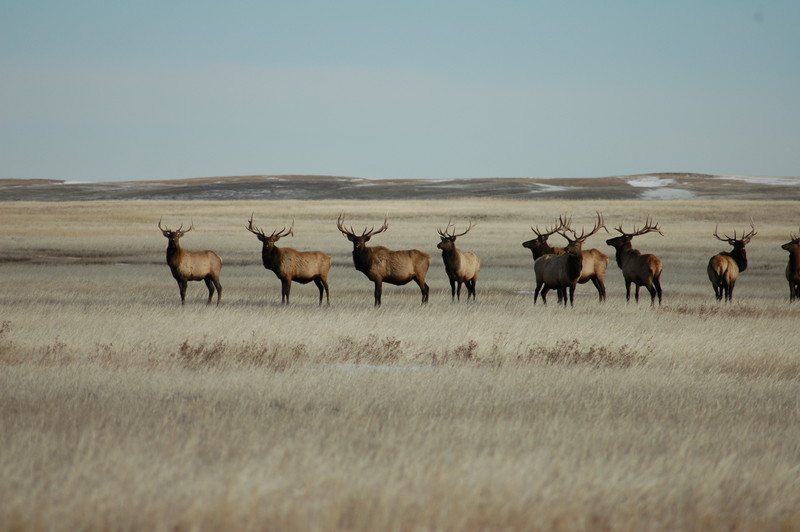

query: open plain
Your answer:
[1,176,799,531]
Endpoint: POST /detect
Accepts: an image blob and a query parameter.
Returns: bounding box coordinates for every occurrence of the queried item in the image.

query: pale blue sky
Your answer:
[2,1,799,181]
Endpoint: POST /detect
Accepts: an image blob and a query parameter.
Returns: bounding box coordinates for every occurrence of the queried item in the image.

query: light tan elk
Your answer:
[782,228,800,302]
[523,217,609,302]
[158,219,222,305]
[707,222,757,302]
[337,214,431,307]
[245,214,332,305]
[605,218,664,306]
[533,212,606,306]
[437,219,481,301]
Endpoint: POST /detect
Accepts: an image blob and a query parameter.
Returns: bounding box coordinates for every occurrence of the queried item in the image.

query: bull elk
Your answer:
[533,212,606,306]
[783,228,800,302]
[437,219,481,301]
[158,219,223,305]
[707,222,757,302]
[523,217,609,302]
[337,214,431,307]
[605,218,664,306]
[245,214,332,305]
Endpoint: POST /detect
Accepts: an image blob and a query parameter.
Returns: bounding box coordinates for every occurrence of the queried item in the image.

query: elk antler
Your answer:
[614,216,663,238]
[439,219,476,239]
[337,213,389,238]
[245,213,266,236]
[713,220,757,244]
[159,218,193,236]
[559,212,606,243]
[530,217,564,239]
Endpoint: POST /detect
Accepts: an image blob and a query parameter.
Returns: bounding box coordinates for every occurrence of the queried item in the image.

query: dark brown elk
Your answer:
[523,217,609,302]
[158,219,222,305]
[337,214,431,307]
[707,222,757,302]
[782,228,800,302]
[245,214,332,305]
[605,218,664,306]
[533,212,606,307]
[437,219,481,301]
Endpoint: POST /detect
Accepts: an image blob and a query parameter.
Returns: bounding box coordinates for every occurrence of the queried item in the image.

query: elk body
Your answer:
[158,220,223,305]
[245,215,332,305]
[523,219,609,302]
[437,220,481,301]
[782,229,800,302]
[707,223,757,302]
[605,218,664,306]
[337,214,431,306]
[533,213,606,306]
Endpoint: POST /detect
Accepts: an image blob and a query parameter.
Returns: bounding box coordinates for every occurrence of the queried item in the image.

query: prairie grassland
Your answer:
[1,199,799,531]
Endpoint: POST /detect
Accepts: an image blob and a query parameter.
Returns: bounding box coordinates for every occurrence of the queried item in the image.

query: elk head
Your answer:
[245,213,294,249]
[437,219,477,252]
[783,228,800,252]
[713,221,757,253]
[336,213,388,250]
[158,218,193,244]
[606,217,663,250]
[558,212,606,254]
[522,217,566,256]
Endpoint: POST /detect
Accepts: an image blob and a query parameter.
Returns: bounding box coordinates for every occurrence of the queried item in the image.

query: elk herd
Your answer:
[157,214,800,306]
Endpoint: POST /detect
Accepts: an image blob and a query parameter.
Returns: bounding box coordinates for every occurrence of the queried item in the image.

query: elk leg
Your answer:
[624,280,632,303]
[417,280,430,304]
[456,280,463,301]
[449,278,456,301]
[373,281,382,307]
[727,281,735,302]
[591,277,606,302]
[634,285,641,302]
[540,286,549,305]
[204,277,215,304]
[567,285,575,307]
[654,276,662,306]
[281,279,291,304]
[178,279,187,305]
[468,279,476,300]
[313,278,328,305]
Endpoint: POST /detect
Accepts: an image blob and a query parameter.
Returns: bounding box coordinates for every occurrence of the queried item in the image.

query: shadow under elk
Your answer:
[605,218,664,306]
[523,216,609,302]
[437,219,481,301]
[245,214,332,305]
[707,222,757,302]
[783,228,800,302]
[158,219,223,305]
[533,212,606,307]
[337,214,431,307]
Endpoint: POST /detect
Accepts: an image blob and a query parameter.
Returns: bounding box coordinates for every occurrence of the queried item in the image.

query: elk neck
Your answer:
[784,244,800,270]
[351,245,373,274]
[564,244,584,280]
[166,238,183,266]
[261,242,282,271]
[723,246,748,272]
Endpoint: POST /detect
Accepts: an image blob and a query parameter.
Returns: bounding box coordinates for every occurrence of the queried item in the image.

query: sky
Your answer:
[2,1,799,182]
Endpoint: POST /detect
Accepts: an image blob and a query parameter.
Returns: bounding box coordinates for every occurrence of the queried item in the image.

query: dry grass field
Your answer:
[1,198,799,531]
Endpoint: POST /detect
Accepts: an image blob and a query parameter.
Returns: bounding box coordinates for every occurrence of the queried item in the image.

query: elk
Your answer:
[245,214,332,305]
[158,219,223,305]
[533,212,606,306]
[523,217,609,302]
[437,219,481,301]
[605,218,664,306]
[707,222,757,302]
[782,228,800,302]
[336,214,431,307]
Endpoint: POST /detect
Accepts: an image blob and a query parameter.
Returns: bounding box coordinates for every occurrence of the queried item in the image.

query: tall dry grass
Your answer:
[1,199,799,531]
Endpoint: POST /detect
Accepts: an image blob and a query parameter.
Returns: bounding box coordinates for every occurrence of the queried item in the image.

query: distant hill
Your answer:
[1,173,798,201]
